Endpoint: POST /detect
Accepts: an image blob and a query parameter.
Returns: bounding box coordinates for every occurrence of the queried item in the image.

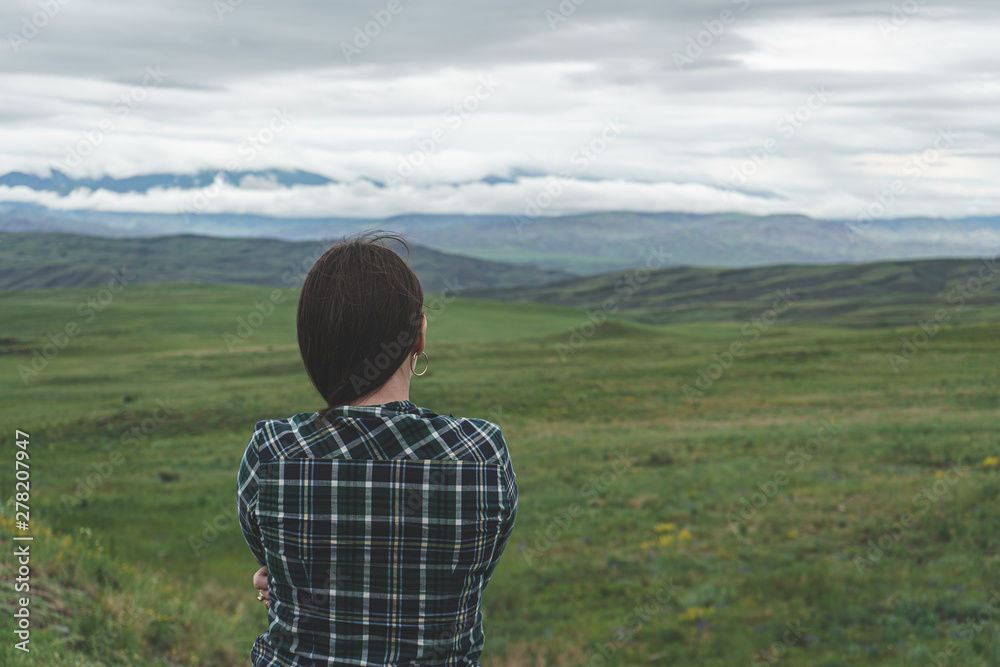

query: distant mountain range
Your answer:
[1,202,998,274]
[2,168,999,272]
[0,168,527,195]
[0,232,571,293]
[0,169,337,195]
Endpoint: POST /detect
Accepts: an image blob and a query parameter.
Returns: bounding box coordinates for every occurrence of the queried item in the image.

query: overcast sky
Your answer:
[1,0,997,219]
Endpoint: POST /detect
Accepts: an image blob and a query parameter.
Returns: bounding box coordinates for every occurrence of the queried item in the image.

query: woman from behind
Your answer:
[237,232,518,666]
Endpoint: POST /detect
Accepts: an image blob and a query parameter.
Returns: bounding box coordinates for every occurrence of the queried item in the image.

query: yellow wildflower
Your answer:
[679,605,714,622]
[654,522,675,533]
[983,456,999,469]
[787,529,798,538]
[658,534,675,548]
[934,471,945,479]
[678,528,693,541]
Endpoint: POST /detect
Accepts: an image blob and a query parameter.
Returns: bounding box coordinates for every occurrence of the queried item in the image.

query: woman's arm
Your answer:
[237,428,267,567]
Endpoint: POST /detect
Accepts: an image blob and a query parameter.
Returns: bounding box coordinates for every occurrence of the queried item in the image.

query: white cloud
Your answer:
[1,169,995,222]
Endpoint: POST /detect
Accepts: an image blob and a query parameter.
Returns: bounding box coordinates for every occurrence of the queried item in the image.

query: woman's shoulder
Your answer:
[243,411,330,458]
[422,412,510,464]
[412,406,502,432]
[405,404,505,440]
[246,404,508,463]
[336,401,504,439]
[358,402,510,463]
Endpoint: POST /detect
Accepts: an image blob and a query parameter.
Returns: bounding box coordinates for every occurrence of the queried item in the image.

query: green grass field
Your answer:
[1,282,999,666]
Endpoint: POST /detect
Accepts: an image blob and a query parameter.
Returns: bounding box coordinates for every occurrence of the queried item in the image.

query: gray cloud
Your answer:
[0,0,997,218]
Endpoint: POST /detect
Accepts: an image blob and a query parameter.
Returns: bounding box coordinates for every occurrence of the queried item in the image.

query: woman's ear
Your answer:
[414,313,427,355]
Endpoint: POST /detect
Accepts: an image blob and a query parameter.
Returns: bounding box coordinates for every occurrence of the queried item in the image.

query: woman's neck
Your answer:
[349,365,412,406]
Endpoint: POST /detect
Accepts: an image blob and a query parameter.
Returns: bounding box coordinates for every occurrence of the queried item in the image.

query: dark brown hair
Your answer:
[297,232,424,418]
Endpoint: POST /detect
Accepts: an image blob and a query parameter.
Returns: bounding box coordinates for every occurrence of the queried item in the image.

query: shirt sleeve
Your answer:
[237,425,267,568]
[480,429,518,587]
[496,450,518,561]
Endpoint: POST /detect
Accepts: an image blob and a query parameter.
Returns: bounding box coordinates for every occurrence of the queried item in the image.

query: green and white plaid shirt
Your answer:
[237,401,517,667]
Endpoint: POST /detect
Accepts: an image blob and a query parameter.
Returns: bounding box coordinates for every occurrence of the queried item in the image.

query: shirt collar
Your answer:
[324,400,423,418]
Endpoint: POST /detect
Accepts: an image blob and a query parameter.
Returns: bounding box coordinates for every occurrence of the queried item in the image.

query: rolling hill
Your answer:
[0,231,572,293]
[4,231,1000,330]
[469,257,1000,327]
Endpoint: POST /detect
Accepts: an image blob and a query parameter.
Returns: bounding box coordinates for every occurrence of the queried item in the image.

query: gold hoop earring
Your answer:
[410,352,429,377]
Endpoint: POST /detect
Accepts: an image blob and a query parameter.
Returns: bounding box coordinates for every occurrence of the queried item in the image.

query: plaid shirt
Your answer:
[237,401,517,667]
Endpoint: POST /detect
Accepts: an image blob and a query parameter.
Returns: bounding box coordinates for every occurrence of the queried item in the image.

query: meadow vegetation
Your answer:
[1,280,998,666]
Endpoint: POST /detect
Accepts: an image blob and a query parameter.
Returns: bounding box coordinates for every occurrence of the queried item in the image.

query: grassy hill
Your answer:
[2,282,1000,665]
[471,257,1000,327]
[6,230,999,331]
[0,231,572,292]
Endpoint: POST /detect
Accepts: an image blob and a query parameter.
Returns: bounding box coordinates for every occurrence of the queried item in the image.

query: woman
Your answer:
[237,233,518,666]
